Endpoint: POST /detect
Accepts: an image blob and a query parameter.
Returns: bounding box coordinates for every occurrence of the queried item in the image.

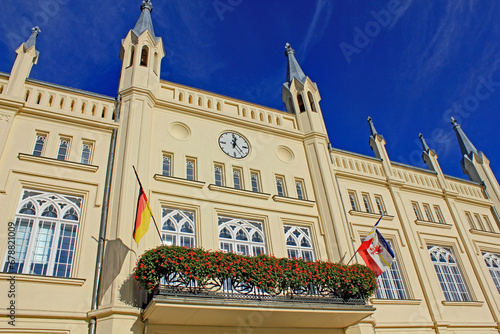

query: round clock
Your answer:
[218,132,250,159]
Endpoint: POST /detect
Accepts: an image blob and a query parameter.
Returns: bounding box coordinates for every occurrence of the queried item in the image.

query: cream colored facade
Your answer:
[1,3,500,334]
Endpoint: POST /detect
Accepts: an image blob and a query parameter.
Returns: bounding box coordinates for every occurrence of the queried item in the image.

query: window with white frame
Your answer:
[57,138,71,161]
[218,217,266,256]
[276,176,286,196]
[348,191,358,211]
[32,133,47,157]
[482,252,500,293]
[428,245,471,302]
[214,165,224,186]
[295,179,306,200]
[186,158,196,180]
[412,202,423,220]
[375,195,385,215]
[250,171,260,192]
[80,142,93,165]
[160,208,195,247]
[375,240,408,299]
[162,154,172,176]
[362,193,373,213]
[434,205,446,224]
[3,190,82,278]
[233,168,243,189]
[423,204,434,222]
[284,225,314,261]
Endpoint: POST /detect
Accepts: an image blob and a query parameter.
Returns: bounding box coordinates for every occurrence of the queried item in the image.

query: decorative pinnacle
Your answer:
[25,26,41,49]
[285,43,295,56]
[419,133,430,152]
[367,116,378,136]
[141,0,153,12]
[450,116,479,157]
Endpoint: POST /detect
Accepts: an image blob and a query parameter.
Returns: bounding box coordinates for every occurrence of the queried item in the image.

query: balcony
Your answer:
[136,246,376,330]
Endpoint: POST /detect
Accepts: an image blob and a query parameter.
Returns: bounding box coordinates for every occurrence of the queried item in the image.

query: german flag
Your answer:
[133,186,153,245]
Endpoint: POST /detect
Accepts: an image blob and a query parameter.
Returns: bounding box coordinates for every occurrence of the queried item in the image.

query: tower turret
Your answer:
[118,0,165,95]
[4,27,41,98]
[451,117,500,211]
[367,117,393,178]
[281,43,325,134]
[419,133,448,189]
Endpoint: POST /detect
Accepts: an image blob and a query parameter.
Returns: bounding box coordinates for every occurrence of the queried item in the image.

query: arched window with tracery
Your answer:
[218,217,266,256]
[483,252,500,293]
[284,225,314,261]
[428,245,471,301]
[161,208,196,247]
[3,190,82,278]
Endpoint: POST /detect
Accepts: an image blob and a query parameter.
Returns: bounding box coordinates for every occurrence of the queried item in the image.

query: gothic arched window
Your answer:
[297,94,306,112]
[140,46,149,67]
[3,190,82,278]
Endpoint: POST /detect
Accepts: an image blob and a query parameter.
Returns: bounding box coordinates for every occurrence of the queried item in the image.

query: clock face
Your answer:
[218,132,250,159]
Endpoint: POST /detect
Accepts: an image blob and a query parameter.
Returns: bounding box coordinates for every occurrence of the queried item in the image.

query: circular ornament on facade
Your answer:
[276,146,295,163]
[168,122,191,140]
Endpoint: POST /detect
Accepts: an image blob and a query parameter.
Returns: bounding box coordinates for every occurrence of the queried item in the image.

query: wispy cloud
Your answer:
[301,0,334,58]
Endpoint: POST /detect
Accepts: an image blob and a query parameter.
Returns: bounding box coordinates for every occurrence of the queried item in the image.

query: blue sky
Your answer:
[1,0,499,180]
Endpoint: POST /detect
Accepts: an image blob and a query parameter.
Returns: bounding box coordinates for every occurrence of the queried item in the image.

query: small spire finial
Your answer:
[419,133,430,152]
[141,0,153,12]
[285,43,295,56]
[25,26,41,49]
[367,116,378,136]
[450,117,479,157]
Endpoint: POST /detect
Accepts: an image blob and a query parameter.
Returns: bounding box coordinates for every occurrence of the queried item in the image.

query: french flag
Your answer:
[358,218,395,276]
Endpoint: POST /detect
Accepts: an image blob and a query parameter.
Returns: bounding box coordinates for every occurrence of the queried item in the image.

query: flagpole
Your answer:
[133,165,163,242]
[346,212,385,265]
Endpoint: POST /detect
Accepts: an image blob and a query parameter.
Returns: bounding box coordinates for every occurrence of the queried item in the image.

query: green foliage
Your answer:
[134,245,377,300]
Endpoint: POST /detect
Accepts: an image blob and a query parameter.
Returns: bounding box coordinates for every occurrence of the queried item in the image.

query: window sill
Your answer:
[154,174,205,188]
[415,220,452,229]
[441,300,483,307]
[370,298,422,305]
[18,153,99,172]
[208,184,270,199]
[0,272,85,286]
[469,229,499,237]
[272,195,315,207]
[349,210,394,220]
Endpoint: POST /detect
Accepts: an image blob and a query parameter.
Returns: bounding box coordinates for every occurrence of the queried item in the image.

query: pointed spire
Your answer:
[133,0,156,39]
[24,26,41,50]
[451,117,479,157]
[284,43,307,84]
[367,116,378,137]
[419,133,430,152]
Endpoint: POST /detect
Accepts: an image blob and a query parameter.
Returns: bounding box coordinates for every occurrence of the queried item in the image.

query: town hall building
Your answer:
[1,1,500,333]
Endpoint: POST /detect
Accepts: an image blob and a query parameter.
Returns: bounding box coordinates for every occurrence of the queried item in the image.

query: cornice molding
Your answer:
[0,273,85,286]
[18,153,99,172]
[208,184,270,199]
[153,174,205,188]
[272,195,315,207]
[414,220,453,229]
[349,210,394,221]
[469,229,500,237]
[370,298,422,305]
